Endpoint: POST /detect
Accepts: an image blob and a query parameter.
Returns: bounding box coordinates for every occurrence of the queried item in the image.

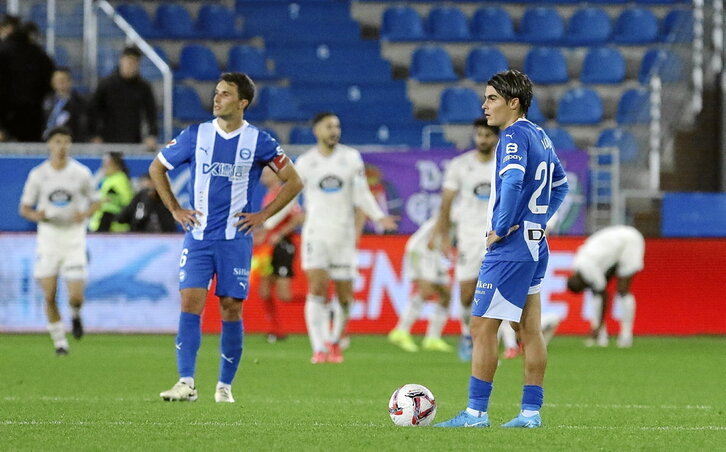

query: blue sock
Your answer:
[219,320,244,385]
[467,376,493,412]
[176,312,201,380]
[522,385,544,412]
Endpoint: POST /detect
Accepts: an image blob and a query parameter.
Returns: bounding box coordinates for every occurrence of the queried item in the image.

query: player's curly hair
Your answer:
[219,72,255,109]
[487,69,533,116]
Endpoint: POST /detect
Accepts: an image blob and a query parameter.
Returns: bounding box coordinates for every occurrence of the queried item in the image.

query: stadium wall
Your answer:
[1,234,724,336]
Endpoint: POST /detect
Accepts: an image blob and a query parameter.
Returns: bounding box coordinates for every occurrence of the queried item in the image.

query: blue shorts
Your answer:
[178,235,252,299]
[472,251,548,323]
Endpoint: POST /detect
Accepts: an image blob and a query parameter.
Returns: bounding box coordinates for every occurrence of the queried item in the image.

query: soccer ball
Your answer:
[388,384,437,427]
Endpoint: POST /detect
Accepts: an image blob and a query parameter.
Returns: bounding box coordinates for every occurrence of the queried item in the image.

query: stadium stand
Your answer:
[227,46,277,80]
[174,44,221,81]
[470,7,516,42]
[155,4,198,39]
[438,87,481,124]
[616,88,652,125]
[380,6,425,41]
[638,48,683,84]
[597,128,639,164]
[196,4,243,40]
[544,127,576,151]
[518,7,565,45]
[564,7,612,46]
[557,88,604,125]
[173,85,212,122]
[409,45,458,82]
[580,47,626,84]
[613,7,659,44]
[524,47,569,85]
[465,47,509,83]
[426,6,471,42]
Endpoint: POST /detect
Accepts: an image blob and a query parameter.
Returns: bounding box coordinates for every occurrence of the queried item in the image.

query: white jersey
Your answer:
[442,150,494,240]
[573,225,645,291]
[20,159,95,250]
[405,217,437,254]
[296,144,385,241]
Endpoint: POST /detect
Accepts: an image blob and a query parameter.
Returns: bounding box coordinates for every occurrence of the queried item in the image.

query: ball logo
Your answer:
[48,189,72,207]
[473,183,491,201]
[239,148,252,160]
[319,175,344,193]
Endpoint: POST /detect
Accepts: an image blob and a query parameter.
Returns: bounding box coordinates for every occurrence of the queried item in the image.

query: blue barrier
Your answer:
[662,192,726,237]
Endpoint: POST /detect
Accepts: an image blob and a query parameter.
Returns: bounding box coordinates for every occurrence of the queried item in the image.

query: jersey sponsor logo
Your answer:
[239,148,252,160]
[48,189,72,206]
[477,281,493,290]
[232,267,249,276]
[502,154,523,163]
[505,133,514,139]
[202,162,249,181]
[319,175,344,193]
[473,183,491,200]
[505,143,518,154]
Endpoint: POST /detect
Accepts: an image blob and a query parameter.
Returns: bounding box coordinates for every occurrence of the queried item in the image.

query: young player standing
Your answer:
[150,73,303,403]
[19,126,100,355]
[437,69,569,428]
[295,112,397,364]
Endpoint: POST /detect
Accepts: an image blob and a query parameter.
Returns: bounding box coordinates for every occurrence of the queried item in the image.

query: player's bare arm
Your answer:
[430,188,456,253]
[19,204,46,223]
[235,161,303,233]
[72,201,102,223]
[486,225,520,248]
[149,157,201,230]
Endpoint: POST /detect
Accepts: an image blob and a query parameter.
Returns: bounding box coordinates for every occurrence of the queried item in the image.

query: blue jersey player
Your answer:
[437,70,569,428]
[150,73,303,403]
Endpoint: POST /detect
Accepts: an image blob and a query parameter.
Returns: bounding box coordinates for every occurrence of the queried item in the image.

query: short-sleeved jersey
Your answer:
[158,119,286,241]
[295,144,385,241]
[442,150,494,239]
[485,118,568,262]
[20,159,95,247]
[405,217,437,254]
[573,225,645,291]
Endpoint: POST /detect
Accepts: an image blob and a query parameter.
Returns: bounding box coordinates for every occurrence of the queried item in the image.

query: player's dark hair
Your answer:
[312,112,337,126]
[487,69,533,116]
[107,151,129,176]
[46,126,72,141]
[121,45,142,59]
[473,117,499,135]
[0,14,21,29]
[219,72,255,108]
[54,66,72,75]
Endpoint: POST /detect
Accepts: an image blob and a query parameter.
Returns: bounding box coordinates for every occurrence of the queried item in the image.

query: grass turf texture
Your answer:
[2,334,725,451]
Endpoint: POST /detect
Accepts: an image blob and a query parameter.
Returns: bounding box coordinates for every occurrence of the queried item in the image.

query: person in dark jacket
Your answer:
[88,45,158,151]
[43,67,88,141]
[0,15,54,142]
[116,173,177,233]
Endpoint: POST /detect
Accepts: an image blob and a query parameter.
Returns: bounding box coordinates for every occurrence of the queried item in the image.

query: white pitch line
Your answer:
[546,403,713,410]
[556,425,726,432]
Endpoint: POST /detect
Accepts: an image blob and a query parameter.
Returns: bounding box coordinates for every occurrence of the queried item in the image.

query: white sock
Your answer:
[329,300,349,344]
[304,294,328,353]
[47,321,68,349]
[70,306,81,319]
[522,409,539,417]
[216,382,231,391]
[397,294,424,332]
[180,377,195,387]
[460,304,471,337]
[498,322,518,349]
[616,293,636,339]
[466,407,487,417]
[425,304,448,340]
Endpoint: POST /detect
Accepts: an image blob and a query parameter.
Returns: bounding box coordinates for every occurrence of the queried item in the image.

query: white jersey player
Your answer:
[19,126,100,355]
[388,218,452,353]
[431,118,498,361]
[567,225,645,348]
[295,112,397,364]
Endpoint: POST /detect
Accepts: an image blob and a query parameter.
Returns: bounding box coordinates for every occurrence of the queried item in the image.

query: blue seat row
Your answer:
[116,3,243,40]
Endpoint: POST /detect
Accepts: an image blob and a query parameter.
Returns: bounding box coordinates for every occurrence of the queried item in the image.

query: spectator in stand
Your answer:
[0,14,54,142]
[88,45,158,151]
[89,151,134,232]
[43,67,88,142]
[116,173,177,233]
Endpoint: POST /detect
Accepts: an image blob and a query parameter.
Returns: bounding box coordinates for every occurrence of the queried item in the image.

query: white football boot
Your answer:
[160,380,198,402]
[214,384,235,403]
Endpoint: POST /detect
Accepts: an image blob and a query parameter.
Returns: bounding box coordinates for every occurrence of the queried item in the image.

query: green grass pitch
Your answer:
[2,334,725,450]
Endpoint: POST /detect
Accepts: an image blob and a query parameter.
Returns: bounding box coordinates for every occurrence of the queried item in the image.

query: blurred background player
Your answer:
[89,151,133,232]
[388,217,452,353]
[150,73,302,403]
[567,225,645,348]
[254,167,304,343]
[18,126,99,355]
[295,112,397,364]
[431,118,498,361]
[115,173,176,233]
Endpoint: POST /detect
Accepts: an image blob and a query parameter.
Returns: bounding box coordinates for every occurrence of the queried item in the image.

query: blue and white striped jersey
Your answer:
[485,118,568,262]
[158,119,286,241]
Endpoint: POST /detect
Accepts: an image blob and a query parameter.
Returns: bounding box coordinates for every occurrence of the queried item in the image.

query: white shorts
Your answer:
[616,232,645,277]
[34,245,88,280]
[455,237,487,282]
[406,249,450,286]
[301,237,356,280]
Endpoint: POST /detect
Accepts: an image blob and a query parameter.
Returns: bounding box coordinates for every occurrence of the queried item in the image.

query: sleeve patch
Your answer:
[268,153,289,173]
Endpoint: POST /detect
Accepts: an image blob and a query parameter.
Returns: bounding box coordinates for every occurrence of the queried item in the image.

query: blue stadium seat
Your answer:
[465,47,508,83]
[613,8,659,44]
[616,88,651,124]
[470,7,515,42]
[228,46,276,80]
[410,46,458,83]
[174,45,220,81]
[173,85,211,122]
[427,6,471,41]
[57,4,83,38]
[438,87,481,123]
[518,7,565,44]
[580,47,625,84]
[289,126,317,145]
[527,97,547,124]
[544,127,576,150]
[255,87,307,121]
[565,7,611,46]
[197,4,242,40]
[140,46,169,81]
[289,81,409,105]
[381,6,425,41]
[98,46,120,77]
[116,4,159,39]
[639,49,682,84]
[661,9,693,43]
[524,47,568,84]
[596,128,639,163]
[156,4,198,39]
[53,45,71,68]
[29,3,47,29]
[556,88,604,125]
